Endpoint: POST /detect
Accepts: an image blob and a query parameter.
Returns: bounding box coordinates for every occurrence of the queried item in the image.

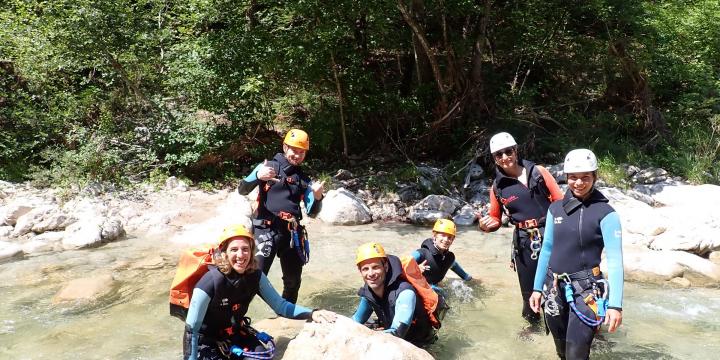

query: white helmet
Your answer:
[563,149,598,173]
[489,132,517,153]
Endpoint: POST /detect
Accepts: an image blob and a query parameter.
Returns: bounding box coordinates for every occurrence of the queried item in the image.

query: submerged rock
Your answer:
[283,316,433,360]
[52,274,118,304]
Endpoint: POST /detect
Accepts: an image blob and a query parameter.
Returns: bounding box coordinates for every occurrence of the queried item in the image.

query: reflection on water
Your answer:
[1,222,719,359]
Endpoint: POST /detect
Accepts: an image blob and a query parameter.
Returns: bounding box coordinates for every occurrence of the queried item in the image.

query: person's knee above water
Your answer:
[528,149,624,360]
[236,129,325,304]
[183,224,336,360]
[351,242,436,345]
[477,132,564,324]
[412,219,474,295]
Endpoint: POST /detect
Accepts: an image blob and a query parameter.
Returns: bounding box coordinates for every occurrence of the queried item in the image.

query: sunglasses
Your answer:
[493,148,515,158]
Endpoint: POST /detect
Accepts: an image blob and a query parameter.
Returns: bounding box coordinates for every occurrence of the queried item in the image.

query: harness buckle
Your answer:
[517,218,539,229]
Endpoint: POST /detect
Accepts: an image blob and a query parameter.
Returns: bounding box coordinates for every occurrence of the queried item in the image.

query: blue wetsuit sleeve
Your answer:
[411,250,423,263]
[450,261,472,281]
[238,162,264,195]
[533,211,555,291]
[352,297,373,323]
[258,273,314,319]
[383,289,416,338]
[303,179,323,216]
[600,211,624,309]
[185,288,211,360]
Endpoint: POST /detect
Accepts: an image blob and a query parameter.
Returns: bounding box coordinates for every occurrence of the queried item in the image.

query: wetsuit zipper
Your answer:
[579,206,585,270]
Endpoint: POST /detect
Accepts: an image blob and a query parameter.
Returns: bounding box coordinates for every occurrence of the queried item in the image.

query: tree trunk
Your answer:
[330,53,349,158]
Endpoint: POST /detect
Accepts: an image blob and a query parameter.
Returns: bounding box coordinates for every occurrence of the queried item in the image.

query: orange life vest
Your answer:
[169,245,215,320]
[400,256,446,329]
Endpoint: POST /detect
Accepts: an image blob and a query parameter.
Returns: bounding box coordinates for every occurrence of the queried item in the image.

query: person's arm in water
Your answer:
[600,211,624,332]
[352,297,373,324]
[529,210,555,313]
[258,273,313,319]
[185,287,212,360]
[383,289,417,338]
[450,261,472,281]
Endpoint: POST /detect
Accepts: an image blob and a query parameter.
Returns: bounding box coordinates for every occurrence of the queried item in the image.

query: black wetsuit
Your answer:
[238,153,322,303]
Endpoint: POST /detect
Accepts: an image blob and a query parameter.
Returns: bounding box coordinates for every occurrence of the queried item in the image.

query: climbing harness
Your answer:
[528,228,543,260]
[218,317,276,360]
[287,216,310,265]
[542,283,560,317]
[556,273,608,327]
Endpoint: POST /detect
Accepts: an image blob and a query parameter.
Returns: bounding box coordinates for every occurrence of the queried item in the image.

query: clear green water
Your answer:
[1,222,718,359]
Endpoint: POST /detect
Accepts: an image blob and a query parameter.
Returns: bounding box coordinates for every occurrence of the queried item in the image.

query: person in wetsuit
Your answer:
[352,242,436,346]
[529,149,624,360]
[237,129,325,304]
[183,224,336,360]
[477,132,564,326]
[411,219,473,296]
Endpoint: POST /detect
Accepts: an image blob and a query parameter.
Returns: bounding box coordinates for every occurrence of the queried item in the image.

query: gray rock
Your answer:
[464,180,490,205]
[465,162,485,182]
[317,188,373,225]
[545,164,565,184]
[623,164,640,178]
[416,165,446,191]
[369,203,399,221]
[408,209,449,225]
[283,316,434,360]
[632,167,668,184]
[397,184,423,203]
[22,232,64,254]
[32,213,76,233]
[12,205,57,237]
[62,219,104,249]
[334,169,353,180]
[411,195,461,215]
[1,203,32,226]
[101,217,126,241]
[453,204,478,226]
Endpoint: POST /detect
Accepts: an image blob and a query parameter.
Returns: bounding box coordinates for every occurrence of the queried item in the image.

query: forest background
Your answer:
[1,0,719,189]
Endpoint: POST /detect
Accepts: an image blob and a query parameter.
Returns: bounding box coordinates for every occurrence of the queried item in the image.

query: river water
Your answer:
[1,222,718,359]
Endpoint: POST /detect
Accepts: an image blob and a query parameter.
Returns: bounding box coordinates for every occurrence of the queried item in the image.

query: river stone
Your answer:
[632,167,668,184]
[453,205,478,226]
[622,246,720,285]
[32,212,75,233]
[101,217,126,241]
[24,231,65,253]
[317,188,372,225]
[0,241,23,261]
[669,277,691,288]
[407,209,448,225]
[334,169,353,180]
[369,203,399,221]
[283,316,434,360]
[131,256,166,269]
[710,251,720,265]
[411,195,461,215]
[52,274,118,304]
[465,162,485,182]
[12,205,57,237]
[397,184,423,203]
[62,218,104,249]
[1,203,32,226]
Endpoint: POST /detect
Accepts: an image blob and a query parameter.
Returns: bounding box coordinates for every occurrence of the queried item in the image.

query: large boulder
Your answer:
[283,316,433,360]
[453,204,478,226]
[22,231,65,255]
[317,188,372,225]
[62,218,104,249]
[620,245,720,286]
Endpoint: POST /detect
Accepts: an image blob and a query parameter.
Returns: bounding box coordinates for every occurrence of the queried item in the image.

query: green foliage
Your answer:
[1,0,719,186]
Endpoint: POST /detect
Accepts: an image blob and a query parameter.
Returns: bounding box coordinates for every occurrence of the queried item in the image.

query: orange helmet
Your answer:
[218,224,253,248]
[432,219,456,236]
[355,242,387,265]
[283,129,310,150]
